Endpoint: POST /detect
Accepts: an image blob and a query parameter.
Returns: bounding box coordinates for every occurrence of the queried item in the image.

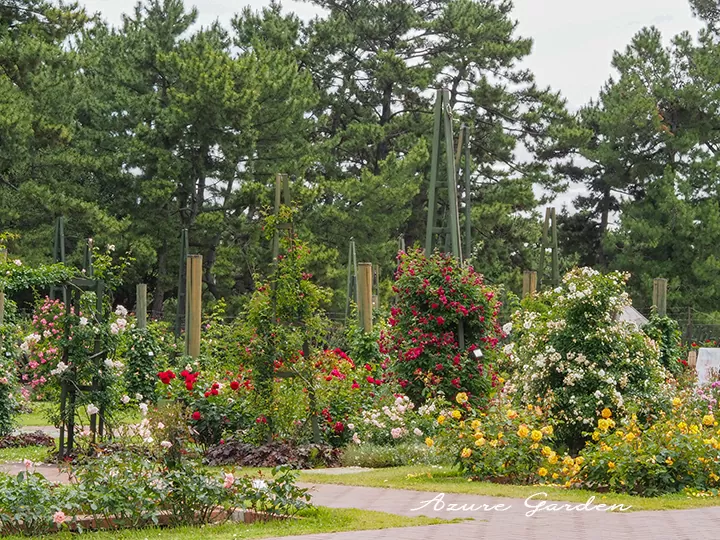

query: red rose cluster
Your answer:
[157,370,176,385]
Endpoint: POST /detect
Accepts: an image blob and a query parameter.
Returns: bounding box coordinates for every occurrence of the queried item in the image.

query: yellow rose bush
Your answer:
[574,407,720,496]
[437,395,570,484]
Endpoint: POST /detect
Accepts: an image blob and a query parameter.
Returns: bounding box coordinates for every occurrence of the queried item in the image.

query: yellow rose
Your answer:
[506,409,518,420]
[437,415,446,425]
[672,397,682,408]
[456,392,469,404]
[474,431,485,439]
[537,467,548,477]
[552,472,559,479]
[711,473,720,482]
[666,457,674,466]
[541,446,552,457]
[541,425,553,436]
[475,437,486,447]
[517,425,530,438]
[471,420,481,430]
[678,421,687,431]
[690,424,700,434]
[624,433,635,443]
[592,431,600,441]
[497,432,504,439]
[498,376,505,384]
[598,419,610,432]
[563,456,574,467]
[527,404,534,411]
[461,447,472,458]
[451,410,462,420]
[601,408,612,419]
[531,430,543,442]
[608,461,615,470]
[703,414,716,427]
[548,453,558,465]
[574,456,585,465]
[425,437,434,447]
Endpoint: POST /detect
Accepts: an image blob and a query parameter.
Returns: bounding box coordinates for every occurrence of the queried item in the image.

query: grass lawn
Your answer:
[299,465,720,512]
[0,445,52,464]
[3,507,455,539]
[18,402,141,427]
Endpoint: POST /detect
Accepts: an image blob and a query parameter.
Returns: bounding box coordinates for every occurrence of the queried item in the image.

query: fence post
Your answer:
[185,255,202,358]
[522,270,537,298]
[357,262,373,333]
[652,278,668,317]
[136,284,147,330]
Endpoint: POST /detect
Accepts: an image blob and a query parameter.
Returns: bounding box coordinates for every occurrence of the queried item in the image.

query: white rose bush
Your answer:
[506,268,670,450]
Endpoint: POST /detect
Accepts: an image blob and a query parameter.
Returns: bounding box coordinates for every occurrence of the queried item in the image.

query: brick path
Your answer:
[2,463,719,539]
[271,483,720,540]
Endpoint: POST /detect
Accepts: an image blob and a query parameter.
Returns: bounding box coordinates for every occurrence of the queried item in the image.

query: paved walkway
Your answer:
[2,463,719,539]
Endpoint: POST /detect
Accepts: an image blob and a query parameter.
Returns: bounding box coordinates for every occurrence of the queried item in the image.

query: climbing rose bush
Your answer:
[505,268,670,450]
[382,249,502,406]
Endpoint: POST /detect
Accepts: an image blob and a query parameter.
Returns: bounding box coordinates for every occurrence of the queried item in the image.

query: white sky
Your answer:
[78,0,704,208]
[79,0,703,110]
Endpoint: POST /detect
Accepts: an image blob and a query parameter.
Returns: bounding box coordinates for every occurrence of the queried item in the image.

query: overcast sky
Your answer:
[78,0,704,208]
[79,0,703,110]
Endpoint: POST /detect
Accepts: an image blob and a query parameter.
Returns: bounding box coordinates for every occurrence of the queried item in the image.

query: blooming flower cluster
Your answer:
[506,268,670,450]
[382,249,502,406]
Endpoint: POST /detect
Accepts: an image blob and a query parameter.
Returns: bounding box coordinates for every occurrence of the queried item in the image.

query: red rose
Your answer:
[366,376,375,384]
[333,421,345,433]
[192,411,201,421]
[364,363,372,371]
[204,391,211,398]
[211,388,219,396]
[436,316,445,325]
[351,380,360,389]
[185,381,194,391]
[230,381,240,390]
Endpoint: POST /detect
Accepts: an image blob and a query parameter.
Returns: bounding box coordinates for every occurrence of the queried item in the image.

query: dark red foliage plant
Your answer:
[381,248,503,406]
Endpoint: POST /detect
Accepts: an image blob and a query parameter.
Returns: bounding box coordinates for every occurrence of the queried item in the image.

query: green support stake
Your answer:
[272,173,291,262]
[174,229,189,338]
[50,216,68,305]
[550,207,560,287]
[344,238,358,324]
[82,238,94,278]
[425,88,462,261]
[537,207,559,289]
[425,89,444,255]
[463,124,472,260]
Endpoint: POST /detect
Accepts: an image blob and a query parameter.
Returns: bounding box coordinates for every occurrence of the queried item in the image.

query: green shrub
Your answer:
[643,313,684,377]
[341,442,448,468]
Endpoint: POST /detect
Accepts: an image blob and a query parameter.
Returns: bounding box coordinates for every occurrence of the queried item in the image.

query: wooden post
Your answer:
[185,255,202,358]
[652,278,668,317]
[0,248,6,325]
[357,263,373,333]
[688,349,698,368]
[136,284,148,330]
[522,270,537,298]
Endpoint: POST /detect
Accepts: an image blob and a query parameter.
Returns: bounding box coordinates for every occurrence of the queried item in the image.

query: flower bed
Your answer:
[0,454,311,536]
